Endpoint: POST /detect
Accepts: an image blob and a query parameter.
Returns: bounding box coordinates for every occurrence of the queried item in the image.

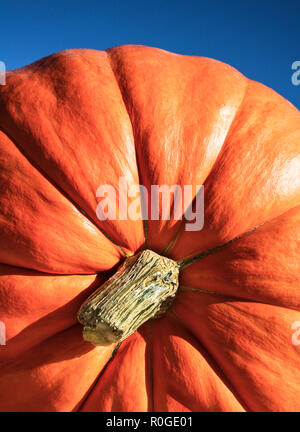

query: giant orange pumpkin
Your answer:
[0,45,299,412]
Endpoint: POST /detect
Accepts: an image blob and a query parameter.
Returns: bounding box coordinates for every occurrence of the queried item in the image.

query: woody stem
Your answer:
[77,249,179,346]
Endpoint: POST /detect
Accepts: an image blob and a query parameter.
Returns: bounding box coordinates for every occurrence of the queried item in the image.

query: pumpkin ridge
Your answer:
[179,282,300,313]
[0,322,80,372]
[147,320,154,412]
[177,202,300,266]
[178,285,290,311]
[74,342,121,412]
[0,123,127,260]
[106,48,187,254]
[105,47,251,255]
[168,309,248,411]
[106,50,148,251]
[159,81,249,256]
[177,221,264,269]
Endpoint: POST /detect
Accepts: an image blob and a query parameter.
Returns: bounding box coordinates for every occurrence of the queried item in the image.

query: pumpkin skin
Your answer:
[0,45,299,412]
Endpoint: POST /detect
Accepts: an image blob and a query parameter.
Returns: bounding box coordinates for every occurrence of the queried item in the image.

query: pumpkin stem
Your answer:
[77,250,179,346]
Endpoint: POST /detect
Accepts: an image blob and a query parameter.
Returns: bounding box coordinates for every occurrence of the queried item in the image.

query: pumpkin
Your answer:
[0,45,299,412]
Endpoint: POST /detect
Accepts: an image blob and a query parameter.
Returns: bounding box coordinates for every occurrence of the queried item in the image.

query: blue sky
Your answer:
[0,0,299,108]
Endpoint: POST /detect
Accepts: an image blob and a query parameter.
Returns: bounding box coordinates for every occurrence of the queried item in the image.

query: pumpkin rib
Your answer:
[78,316,245,412]
[167,309,249,411]
[1,272,107,359]
[106,50,149,252]
[0,261,71,277]
[0,322,78,372]
[179,204,300,311]
[106,46,249,255]
[173,292,300,411]
[3,50,145,254]
[0,324,115,411]
[147,320,154,412]
[0,261,104,277]
[176,201,299,272]
[0,127,123,274]
[74,342,121,412]
[177,221,264,269]
[78,329,151,411]
[163,80,249,257]
[0,269,111,361]
[0,123,129,261]
[151,314,246,411]
[178,285,300,314]
[170,80,300,261]
[0,260,116,278]
[70,50,145,253]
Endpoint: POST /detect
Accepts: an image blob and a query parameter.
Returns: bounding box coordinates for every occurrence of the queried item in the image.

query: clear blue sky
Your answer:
[0,0,299,108]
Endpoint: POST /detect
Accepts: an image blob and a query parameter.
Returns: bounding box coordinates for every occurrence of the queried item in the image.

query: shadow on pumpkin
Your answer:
[0,268,115,364]
[73,297,247,411]
[143,308,247,411]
